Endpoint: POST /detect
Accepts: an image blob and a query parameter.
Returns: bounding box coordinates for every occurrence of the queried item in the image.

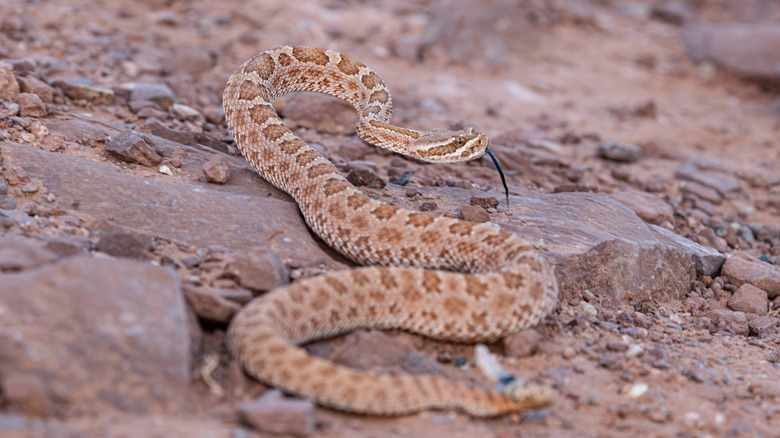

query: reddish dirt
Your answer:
[1,1,779,437]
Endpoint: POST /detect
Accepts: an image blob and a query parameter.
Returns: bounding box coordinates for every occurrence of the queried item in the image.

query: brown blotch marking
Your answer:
[317,76,332,89]
[406,212,436,228]
[328,309,341,325]
[362,105,382,116]
[351,270,371,286]
[401,288,422,302]
[278,368,293,382]
[289,287,305,304]
[371,204,397,221]
[266,343,287,355]
[420,309,438,321]
[236,79,266,102]
[501,272,526,289]
[279,138,304,155]
[372,388,388,404]
[347,193,370,209]
[368,89,389,105]
[324,276,348,296]
[324,178,350,196]
[291,356,312,369]
[347,305,359,319]
[328,201,347,221]
[309,289,330,309]
[422,271,442,294]
[307,163,333,179]
[295,149,320,167]
[277,52,293,67]
[262,124,288,142]
[337,55,362,75]
[420,230,443,245]
[380,226,403,245]
[456,241,477,254]
[449,221,475,236]
[443,296,468,316]
[248,104,277,126]
[272,300,288,319]
[367,289,385,303]
[349,374,366,385]
[399,246,418,261]
[465,276,488,300]
[243,52,275,80]
[291,46,330,65]
[374,248,393,261]
[341,385,358,402]
[379,270,398,289]
[310,381,326,395]
[483,233,506,247]
[368,120,421,139]
[361,71,381,89]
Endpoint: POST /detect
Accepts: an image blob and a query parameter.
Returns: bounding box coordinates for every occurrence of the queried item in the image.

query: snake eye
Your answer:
[456,137,465,146]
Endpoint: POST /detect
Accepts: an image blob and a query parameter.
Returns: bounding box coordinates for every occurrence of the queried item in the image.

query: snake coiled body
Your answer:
[223,46,559,417]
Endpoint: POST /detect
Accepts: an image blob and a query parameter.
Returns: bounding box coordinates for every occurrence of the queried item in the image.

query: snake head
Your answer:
[409,127,489,163]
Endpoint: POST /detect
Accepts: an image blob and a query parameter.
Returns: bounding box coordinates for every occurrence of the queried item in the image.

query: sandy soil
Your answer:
[1,1,779,437]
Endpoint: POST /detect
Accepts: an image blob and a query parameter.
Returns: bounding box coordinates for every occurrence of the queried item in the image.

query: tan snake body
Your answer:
[223,46,559,417]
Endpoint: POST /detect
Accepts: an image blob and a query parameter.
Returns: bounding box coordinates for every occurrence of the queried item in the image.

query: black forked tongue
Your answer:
[485,147,509,207]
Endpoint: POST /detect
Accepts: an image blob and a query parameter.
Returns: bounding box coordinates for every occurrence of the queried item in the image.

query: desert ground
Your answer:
[1,1,779,437]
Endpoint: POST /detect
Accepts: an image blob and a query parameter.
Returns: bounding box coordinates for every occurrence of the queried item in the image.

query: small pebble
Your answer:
[597,141,642,163]
[458,205,489,223]
[626,344,643,357]
[202,154,230,183]
[580,300,597,316]
[625,382,648,398]
[20,182,38,193]
[736,226,755,244]
[419,202,437,211]
[391,172,411,186]
[534,238,548,251]
[158,165,173,175]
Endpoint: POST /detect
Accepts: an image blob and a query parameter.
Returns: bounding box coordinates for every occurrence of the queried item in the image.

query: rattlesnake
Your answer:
[223,46,559,417]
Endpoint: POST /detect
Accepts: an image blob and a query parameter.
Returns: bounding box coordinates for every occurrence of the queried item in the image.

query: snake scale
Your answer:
[223,46,559,417]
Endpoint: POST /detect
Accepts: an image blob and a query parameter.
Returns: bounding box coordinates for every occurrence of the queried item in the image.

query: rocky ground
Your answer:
[1,0,779,437]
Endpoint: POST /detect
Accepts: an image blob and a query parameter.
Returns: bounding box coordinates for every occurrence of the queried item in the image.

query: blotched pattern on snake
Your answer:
[223,46,559,417]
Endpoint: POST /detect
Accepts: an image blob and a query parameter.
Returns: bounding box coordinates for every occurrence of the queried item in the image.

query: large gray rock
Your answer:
[411,186,724,301]
[682,24,780,85]
[0,142,344,270]
[0,255,189,416]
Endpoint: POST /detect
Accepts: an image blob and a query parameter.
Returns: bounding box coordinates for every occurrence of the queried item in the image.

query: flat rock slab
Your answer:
[0,255,189,416]
[415,187,724,300]
[1,142,343,269]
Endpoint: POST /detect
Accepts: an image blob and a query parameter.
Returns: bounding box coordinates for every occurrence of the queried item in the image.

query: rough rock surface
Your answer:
[105,130,163,167]
[722,254,780,297]
[0,255,189,416]
[1,142,342,267]
[237,391,315,437]
[682,23,780,85]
